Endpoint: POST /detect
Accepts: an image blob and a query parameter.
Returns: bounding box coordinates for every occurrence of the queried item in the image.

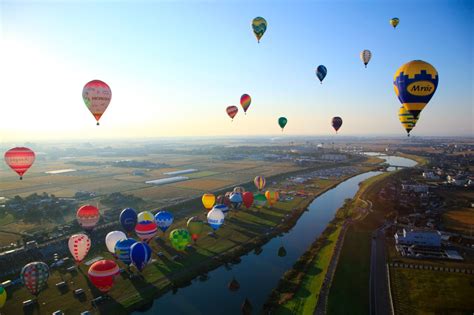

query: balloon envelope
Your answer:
[130,242,152,272]
[393,60,438,119]
[135,221,158,242]
[390,17,399,28]
[21,262,49,296]
[169,229,192,251]
[82,80,111,125]
[137,211,155,223]
[265,191,279,206]
[252,17,267,42]
[216,194,231,207]
[316,65,327,83]
[226,106,238,120]
[76,205,100,230]
[4,147,35,179]
[0,286,6,309]
[187,217,205,241]
[254,193,267,208]
[207,208,225,231]
[155,211,174,233]
[68,233,91,263]
[213,204,230,217]
[229,192,243,209]
[254,175,266,191]
[115,238,137,266]
[105,231,127,254]
[360,50,372,67]
[240,94,251,113]
[242,191,254,209]
[332,116,343,132]
[88,260,119,293]
[278,117,288,130]
[202,193,216,210]
[398,106,417,136]
[120,208,137,233]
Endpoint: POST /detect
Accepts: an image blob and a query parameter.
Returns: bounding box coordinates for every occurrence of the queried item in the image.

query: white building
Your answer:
[395,229,441,247]
[422,171,440,180]
[401,184,429,193]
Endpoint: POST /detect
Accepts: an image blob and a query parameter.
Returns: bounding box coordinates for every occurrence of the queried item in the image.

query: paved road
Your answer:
[369,228,392,315]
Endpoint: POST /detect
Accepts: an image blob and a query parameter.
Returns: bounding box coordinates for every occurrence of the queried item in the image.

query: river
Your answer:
[134,155,416,314]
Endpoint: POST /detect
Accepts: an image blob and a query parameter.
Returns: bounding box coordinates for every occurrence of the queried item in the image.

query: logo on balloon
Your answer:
[407,81,435,96]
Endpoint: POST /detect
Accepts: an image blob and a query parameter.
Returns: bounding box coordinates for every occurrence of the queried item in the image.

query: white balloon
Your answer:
[207,208,225,231]
[68,233,91,263]
[105,231,127,253]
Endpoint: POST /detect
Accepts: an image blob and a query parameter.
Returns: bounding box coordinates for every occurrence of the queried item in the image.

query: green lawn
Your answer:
[277,226,342,315]
[0,213,14,226]
[390,268,474,315]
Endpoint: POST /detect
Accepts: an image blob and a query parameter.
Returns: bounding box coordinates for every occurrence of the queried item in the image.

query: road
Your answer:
[369,227,392,315]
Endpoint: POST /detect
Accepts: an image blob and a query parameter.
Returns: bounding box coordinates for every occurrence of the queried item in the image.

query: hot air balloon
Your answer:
[137,211,155,223]
[254,175,266,191]
[278,117,288,131]
[68,234,91,264]
[278,246,287,257]
[169,229,192,251]
[207,208,225,231]
[393,60,438,120]
[120,208,137,234]
[82,80,111,125]
[240,94,251,114]
[254,193,267,208]
[390,17,399,29]
[252,17,267,43]
[229,192,243,209]
[155,211,174,233]
[316,65,327,84]
[226,106,238,121]
[398,106,418,136]
[213,204,230,217]
[242,191,254,209]
[135,221,158,242]
[216,194,231,207]
[4,147,35,180]
[130,242,152,272]
[233,186,245,194]
[0,286,6,309]
[187,216,205,242]
[202,193,216,211]
[115,238,137,266]
[265,191,279,207]
[105,231,127,254]
[242,298,253,315]
[360,50,372,68]
[88,260,119,293]
[332,116,343,133]
[21,262,49,296]
[76,205,100,230]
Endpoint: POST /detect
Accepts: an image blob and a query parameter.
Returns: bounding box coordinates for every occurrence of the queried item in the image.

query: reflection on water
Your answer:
[135,157,416,315]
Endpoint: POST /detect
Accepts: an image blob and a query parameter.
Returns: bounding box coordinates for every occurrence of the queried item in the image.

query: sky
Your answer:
[0,0,472,142]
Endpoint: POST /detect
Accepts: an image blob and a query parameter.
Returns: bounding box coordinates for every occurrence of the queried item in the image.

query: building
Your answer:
[320,154,347,161]
[422,171,440,180]
[395,229,441,247]
[401,184,429,193]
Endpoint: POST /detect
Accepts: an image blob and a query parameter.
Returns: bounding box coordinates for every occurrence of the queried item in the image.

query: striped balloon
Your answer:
[68,233,91,264]
[21,262,49,296]
[76,205,100,230]
[115,238,137,266]
[265,191,279,206]
[135,221,158,242]
[88,260,119,293]
[4,147,35,180]
[254,176,266,191]
[240,94,251,114]
[360,50,372,68]
[226,106,238,120]
[398,106,418,136]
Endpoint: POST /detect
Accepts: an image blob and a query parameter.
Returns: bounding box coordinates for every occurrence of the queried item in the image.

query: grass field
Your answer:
[277,226,342,315]
[390,268,474,315]
[439,188,474,235]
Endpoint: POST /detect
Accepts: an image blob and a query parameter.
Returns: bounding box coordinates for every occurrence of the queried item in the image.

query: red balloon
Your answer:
[88,260,119,293]
[217,194,231,207]
[226,106,238,120]
[4,147,35,180]
[242,191,254,209]
[76,205,100,230]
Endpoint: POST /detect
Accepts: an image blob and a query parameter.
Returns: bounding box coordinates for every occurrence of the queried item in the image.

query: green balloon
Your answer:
[169,228,191,251]
[278,117,288,130]
[187,217,204,241]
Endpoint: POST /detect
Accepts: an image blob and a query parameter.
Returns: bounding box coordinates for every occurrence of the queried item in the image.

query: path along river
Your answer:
[135,155,416,314]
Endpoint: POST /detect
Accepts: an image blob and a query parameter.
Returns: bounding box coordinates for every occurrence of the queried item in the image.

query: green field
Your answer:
[390,268,474,315]
[277,225,342,315]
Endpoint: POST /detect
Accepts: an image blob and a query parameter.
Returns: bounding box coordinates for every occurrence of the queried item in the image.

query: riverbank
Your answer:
[2,162,380,315]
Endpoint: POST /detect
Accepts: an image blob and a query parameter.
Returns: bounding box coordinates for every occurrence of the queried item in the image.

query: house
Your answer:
[395,229,441,247]
[401,184,429,193]
[422,171,440,180]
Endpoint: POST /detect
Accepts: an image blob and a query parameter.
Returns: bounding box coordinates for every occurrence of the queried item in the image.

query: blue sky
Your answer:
[1,0,472,141]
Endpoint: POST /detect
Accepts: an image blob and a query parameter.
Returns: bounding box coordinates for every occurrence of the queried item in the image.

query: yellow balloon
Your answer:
[202,193,216,210]
[265,191,279,206]
[390,17,399,28]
